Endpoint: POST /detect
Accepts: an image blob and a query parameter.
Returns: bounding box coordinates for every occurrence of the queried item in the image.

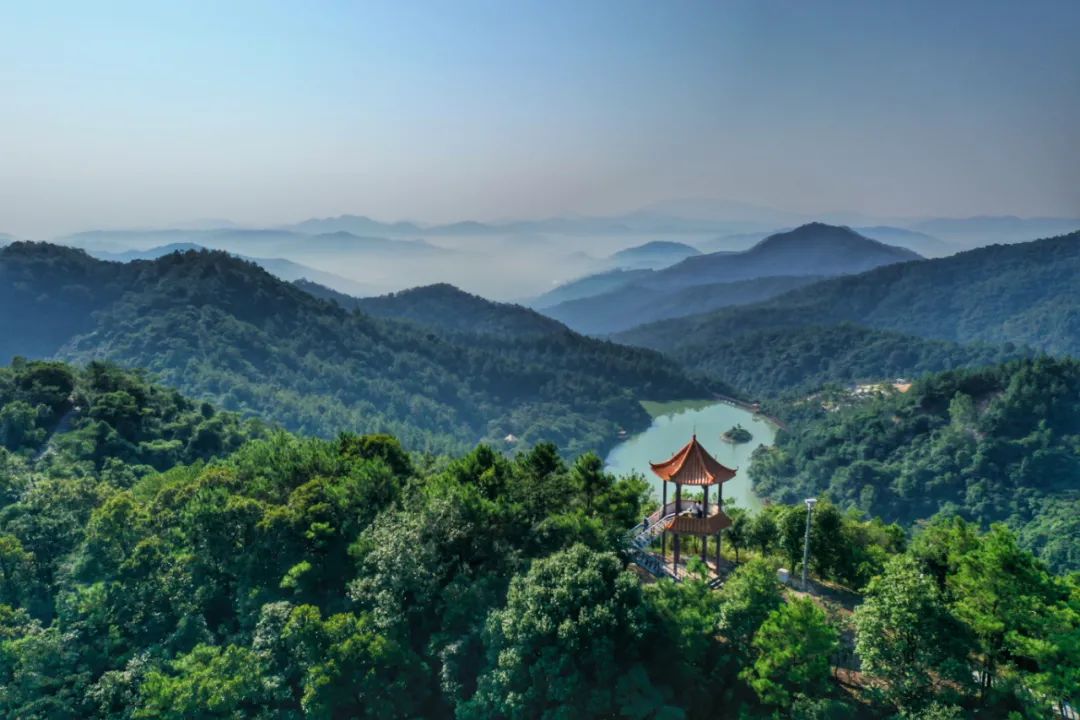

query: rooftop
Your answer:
[649,434,736,486]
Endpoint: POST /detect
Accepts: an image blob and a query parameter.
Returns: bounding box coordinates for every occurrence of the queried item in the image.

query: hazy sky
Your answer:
[2,0,1079,237]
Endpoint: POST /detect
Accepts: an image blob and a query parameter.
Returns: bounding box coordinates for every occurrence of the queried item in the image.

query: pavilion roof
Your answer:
[649,435,736,486]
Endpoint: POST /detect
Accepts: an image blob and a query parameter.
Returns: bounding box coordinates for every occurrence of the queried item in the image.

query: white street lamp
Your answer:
[802,498,817,591]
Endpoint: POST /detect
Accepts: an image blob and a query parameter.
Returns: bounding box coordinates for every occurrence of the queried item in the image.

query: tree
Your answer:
[741,598,838,708]
[724,506,749,562]
[809,501,846,581]
[281,606,428,719]
[747,508,778,558]
[716,559,783,659]
[463,544,677,720]
[0,401,43,452]
[779,505,808,573]
[571,452,612,513]
[948,525,1058,702]
[135,644,285,719]
[0,535,35,609]
[853,555,971,710]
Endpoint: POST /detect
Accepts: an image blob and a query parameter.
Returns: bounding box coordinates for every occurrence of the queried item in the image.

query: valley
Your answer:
[2,223,1077,719]
[5,4,1080,716]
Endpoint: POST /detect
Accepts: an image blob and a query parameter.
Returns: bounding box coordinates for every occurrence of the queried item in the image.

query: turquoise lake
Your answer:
[604,401,776,511]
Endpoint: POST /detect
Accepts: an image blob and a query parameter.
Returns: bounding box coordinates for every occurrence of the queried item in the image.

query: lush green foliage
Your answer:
[0,243,713,457]
[741,597,839,708]
[625,322,1029,398]
[723,424,753,443]
[0,393,1076,718]
[0,359,261,475]
[751,357,1080,572]
[854,555,971,710]
[352,283,568,338]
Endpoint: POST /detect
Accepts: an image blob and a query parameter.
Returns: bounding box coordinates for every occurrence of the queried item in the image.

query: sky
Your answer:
[2,0,1079,238]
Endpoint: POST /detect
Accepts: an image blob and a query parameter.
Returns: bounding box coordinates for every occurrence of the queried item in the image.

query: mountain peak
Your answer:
[750,223,921,260]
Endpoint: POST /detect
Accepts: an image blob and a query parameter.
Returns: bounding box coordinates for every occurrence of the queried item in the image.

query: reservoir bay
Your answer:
[605,400,777,511]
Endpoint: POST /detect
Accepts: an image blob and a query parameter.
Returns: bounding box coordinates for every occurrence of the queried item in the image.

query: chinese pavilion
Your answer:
[649,435,735,576]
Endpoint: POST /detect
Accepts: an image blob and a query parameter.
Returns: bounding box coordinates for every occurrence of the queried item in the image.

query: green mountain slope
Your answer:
[653,324,1026,397]
[91,242,381,296]
[751,357,1080,572]
[535,223,920,334]
[352,283,568,338]
[0,243,711,456]
[543,275,822,336]
[530,267,654,309]
[0,358,263,477]
[616,231,1080,392]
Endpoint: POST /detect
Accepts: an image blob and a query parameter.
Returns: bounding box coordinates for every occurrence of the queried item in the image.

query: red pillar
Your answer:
[661,480,668,564]
[716,532,721,574]
[701,485,709,563]
[674,483,682,573]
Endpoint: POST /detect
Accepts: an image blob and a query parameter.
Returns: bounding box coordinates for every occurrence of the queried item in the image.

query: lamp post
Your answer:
[801,498,817,591]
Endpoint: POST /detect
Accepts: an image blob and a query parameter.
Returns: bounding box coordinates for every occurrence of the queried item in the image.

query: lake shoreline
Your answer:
[607,399,779,511]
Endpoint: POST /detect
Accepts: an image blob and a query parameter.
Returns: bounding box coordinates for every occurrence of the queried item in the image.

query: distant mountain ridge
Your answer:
[533,223,921,334]
[854,226,953,258]
[542,275,824,336]
[58,227,449,260]
[912,215,1080,246]
[531,268,654,309]
[615,230,1080,393]
[659,223,920,285]
[88,242,380,297]
[607,240,700,270]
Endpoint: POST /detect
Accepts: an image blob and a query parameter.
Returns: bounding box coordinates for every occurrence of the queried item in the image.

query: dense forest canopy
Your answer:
[0,243,715,457]
[628,322,1028,398]
[0,364,1075,718]
[751,357,1080,573]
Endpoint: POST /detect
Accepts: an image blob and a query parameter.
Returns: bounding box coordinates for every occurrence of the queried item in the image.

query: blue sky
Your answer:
[2,0,1078,236]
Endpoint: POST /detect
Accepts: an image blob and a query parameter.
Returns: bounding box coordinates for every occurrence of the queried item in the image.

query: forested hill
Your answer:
[0,242,712,456]
[616,231,1080,394]
[659,222,920,285]
[751,357,1080,572]
[0,359,264,478]
[543,275,823,336]
[296,279,570,337]
[639,323,1028,398]
[351,283,568,338]
[533,223,921,335]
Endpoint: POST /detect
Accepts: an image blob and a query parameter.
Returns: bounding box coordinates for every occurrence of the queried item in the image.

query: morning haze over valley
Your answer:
[1,2,1078,718]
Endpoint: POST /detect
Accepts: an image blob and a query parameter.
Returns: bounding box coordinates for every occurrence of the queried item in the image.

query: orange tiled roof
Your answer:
[649,435,736,486]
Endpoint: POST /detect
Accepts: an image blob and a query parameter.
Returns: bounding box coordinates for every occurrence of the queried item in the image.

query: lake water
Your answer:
[604,401,777,511]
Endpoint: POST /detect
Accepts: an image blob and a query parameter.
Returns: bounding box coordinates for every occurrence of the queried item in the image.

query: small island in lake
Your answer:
[721,423,753,444]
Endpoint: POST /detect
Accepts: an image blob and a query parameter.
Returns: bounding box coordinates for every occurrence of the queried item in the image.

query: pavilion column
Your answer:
[716,532,721,574]
[701,485,709,564]
[674,483,682,573]
[661,480,668,564]
[716,483,722,573]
